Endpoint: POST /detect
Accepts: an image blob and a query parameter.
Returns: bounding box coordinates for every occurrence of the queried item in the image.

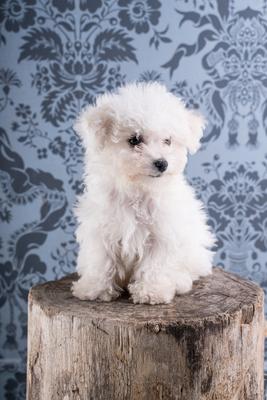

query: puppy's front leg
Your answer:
[72,240,120,302]
[128,247,178,305]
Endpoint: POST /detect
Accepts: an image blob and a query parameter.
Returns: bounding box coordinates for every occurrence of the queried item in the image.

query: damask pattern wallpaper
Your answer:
[1,0,267,397]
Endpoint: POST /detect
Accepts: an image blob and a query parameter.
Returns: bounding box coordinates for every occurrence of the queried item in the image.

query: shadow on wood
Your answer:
[27,267,264,400]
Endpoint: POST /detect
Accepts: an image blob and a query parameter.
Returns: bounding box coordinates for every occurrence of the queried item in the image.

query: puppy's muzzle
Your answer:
[153,158,168,173]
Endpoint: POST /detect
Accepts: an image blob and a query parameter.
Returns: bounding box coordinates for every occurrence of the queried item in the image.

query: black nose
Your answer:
[153,158,168,173]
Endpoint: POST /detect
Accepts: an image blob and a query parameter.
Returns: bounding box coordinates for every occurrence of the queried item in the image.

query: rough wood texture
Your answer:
[27,267,264,400]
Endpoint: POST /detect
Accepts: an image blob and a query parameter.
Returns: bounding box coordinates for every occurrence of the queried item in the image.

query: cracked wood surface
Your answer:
[27,267,264,400]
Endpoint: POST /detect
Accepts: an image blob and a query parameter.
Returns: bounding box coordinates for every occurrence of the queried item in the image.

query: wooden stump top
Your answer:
[29,267,263,327]
[27,267,264,400]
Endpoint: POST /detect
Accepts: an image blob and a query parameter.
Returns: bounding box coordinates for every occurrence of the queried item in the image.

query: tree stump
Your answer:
[27,267,264,400]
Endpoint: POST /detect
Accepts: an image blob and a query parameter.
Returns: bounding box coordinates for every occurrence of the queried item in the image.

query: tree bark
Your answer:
[27,267,264,400]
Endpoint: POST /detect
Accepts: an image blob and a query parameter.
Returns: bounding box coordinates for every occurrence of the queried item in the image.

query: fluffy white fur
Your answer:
[72,82,216,304]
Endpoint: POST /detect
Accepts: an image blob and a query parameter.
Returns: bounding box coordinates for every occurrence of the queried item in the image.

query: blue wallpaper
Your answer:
[1,0,267,398]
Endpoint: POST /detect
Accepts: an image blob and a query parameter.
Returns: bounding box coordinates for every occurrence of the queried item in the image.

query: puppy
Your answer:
[72,82,216,304]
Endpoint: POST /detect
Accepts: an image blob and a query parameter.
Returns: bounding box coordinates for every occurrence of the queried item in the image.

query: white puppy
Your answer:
[72,82,216,304]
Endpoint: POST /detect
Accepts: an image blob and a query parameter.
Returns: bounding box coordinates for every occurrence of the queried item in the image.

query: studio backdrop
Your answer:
[1,0,267,398]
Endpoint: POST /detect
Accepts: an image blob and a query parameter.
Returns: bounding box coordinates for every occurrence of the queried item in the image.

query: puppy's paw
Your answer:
[175,272,193,294]
[72,279,120,302]
[128,280,175,305]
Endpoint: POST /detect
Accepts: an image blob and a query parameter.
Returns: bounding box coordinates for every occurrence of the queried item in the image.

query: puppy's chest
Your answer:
[107,193,156,255]
[119,194,155,225]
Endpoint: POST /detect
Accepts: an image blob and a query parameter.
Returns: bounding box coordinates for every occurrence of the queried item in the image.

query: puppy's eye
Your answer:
[164,137,172,146]
[128,134,143,147]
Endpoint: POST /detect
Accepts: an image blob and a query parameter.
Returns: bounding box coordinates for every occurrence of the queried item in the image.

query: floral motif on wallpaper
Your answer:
[191,156,267,296]
[1,0,171,127]
[1,0,267,398]
[164,4,267,148]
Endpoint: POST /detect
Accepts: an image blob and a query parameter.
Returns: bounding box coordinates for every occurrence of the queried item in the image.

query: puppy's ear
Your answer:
[74,104,114,150]
[185,109,206,154]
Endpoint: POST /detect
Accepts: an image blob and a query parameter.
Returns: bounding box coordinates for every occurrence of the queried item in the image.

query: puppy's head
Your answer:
[75,82,206,182]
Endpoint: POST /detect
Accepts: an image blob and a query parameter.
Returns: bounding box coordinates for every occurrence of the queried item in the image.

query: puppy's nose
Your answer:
[153,158,168,173]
